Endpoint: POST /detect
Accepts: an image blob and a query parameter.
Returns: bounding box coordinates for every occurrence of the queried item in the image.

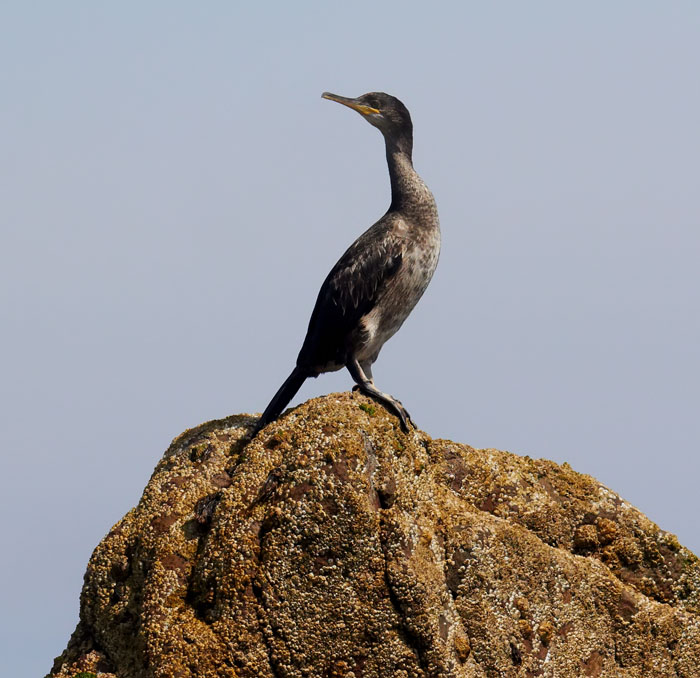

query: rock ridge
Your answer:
[50,393,700,678]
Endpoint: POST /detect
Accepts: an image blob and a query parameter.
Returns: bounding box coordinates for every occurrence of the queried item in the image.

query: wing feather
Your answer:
[297,220,404,370]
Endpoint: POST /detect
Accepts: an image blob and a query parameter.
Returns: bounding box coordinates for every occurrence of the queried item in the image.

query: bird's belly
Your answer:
[357,237,440,362]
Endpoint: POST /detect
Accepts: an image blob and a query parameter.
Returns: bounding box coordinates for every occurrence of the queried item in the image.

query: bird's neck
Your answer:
[385,138,433,214]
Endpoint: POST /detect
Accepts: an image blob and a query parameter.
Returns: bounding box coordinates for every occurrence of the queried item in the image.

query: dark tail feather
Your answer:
[253,366,308,435]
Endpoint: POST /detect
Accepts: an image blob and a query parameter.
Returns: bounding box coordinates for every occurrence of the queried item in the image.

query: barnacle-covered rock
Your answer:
[50,393,700,678]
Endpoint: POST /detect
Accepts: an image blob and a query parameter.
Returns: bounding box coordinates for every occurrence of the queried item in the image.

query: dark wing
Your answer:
[296,218,404,371]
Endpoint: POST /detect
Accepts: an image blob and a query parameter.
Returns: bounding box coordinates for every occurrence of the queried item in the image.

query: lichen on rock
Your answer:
[50,393,700,678]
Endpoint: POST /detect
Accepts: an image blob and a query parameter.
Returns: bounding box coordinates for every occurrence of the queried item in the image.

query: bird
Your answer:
[253,91,440,435]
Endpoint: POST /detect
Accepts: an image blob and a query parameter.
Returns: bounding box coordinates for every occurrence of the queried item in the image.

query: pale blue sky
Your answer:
[2,3,699,675]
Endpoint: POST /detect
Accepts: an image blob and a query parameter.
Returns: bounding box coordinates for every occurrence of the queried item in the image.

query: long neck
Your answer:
[385,136,433,214]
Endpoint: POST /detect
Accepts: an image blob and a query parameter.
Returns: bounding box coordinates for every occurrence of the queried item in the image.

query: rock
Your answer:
[50,393,700,678]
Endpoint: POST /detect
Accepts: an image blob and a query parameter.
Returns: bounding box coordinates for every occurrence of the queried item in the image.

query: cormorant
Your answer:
[253,91,440,434]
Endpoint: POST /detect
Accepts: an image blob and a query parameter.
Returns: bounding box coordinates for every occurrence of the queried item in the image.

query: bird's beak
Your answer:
[322,92,380,116]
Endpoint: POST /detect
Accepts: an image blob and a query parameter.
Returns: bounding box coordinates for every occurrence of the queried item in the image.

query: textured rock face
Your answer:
[51,393,700,678]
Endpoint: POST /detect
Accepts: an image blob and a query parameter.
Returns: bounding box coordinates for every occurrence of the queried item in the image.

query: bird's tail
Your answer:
[253,366,308,435]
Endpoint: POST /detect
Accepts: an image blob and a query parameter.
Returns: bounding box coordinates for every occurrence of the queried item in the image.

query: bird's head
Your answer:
[322,91,413,147]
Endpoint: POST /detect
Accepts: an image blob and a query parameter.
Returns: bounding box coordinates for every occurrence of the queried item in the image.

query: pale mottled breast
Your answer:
[357,214,441,362]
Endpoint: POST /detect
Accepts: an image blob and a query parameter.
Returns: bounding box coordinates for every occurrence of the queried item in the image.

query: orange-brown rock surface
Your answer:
[51,393,700,678]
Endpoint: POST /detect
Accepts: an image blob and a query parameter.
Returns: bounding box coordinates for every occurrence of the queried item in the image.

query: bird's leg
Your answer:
[362,360,375,384]
[347,358,412,432]
[352,360,374,391]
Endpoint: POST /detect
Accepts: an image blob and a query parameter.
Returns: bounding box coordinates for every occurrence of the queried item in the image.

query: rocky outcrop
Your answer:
[51,393,700,678]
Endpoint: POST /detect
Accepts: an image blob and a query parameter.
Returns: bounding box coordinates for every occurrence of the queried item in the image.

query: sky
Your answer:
[2,2,699,675]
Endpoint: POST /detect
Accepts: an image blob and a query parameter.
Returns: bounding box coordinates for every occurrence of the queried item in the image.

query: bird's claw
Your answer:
[394,403,414,433]
[351,383,413,432]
